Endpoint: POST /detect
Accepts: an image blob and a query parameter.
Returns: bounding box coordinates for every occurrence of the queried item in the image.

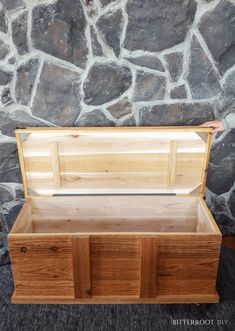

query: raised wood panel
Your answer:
[8,237,74,297]
[90,236,140,296]
[157,235,221,296]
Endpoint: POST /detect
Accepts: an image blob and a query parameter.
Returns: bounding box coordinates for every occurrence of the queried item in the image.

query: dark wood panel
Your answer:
[9,237,74,297]
[90,236,140,296]
[72,237,91,298]
[139,236,158,298]
[157,235,221,295]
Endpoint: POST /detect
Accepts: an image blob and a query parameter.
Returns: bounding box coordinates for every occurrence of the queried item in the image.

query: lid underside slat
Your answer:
[15,127,211,197]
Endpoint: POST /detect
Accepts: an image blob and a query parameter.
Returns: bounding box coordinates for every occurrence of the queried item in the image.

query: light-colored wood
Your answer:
[30,195,200,234]
[9,231,221,238]
[196,132,208,143]
[11,292,219,304]
[22,134,205,156]
[16,127,210,197]
[15,127,213,133]
[139,236,158,298]
[15,132,29,197]
[49,141,61,188]
[190,184,202,195]
[25,173,203,195]
[25,195,220,234]
[72,237,91,298]
[198,197,221,234]
[32,218,197,234]
[168,140,178,187]
[201,132,212,195]
[23,153,204,194]
[31,195,198,220]
[175,153,204,189]
[10,200,32,234]
[24,153,169,172]
[197,204,216,233]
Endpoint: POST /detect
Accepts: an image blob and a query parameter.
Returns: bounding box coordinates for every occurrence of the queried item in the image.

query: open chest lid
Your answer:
[15,127,212,197]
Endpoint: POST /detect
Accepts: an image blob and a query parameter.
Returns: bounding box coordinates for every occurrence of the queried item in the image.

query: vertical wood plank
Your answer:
[72,237,91,299]
[200,132,212,195]
[139,236,158,298]
[167,140,178,187]
[15,132,29,197]
[49,141,61,187]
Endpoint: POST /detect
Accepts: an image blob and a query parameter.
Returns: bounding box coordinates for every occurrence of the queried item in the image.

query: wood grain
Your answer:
[168,140,178,187]
[10,126,221,304]
[201,132,212,195]
[198,197,221,234]
[15,131,29,197]
[139,236,158,298]
[157,234,221,296]
[72,237,91,298]
[90,236,140,296]
[9,236,74,297]
[16,127,210,196]
[49,141,61,188]
[11,292,219,304]
[30,195,200,234]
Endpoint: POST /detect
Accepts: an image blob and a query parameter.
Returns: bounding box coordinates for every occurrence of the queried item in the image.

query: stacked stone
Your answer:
[0,0,235,265]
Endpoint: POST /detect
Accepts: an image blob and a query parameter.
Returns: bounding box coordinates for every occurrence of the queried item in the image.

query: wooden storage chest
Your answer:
[9,127,222,304]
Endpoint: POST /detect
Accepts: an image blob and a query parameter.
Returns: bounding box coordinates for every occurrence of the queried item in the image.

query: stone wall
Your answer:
[0,0,235,264]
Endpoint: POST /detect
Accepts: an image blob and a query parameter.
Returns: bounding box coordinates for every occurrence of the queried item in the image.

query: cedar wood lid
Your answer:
[15,127,212,197]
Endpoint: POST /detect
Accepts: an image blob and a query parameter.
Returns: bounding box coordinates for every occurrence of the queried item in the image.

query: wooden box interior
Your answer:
[12,195,219,235]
